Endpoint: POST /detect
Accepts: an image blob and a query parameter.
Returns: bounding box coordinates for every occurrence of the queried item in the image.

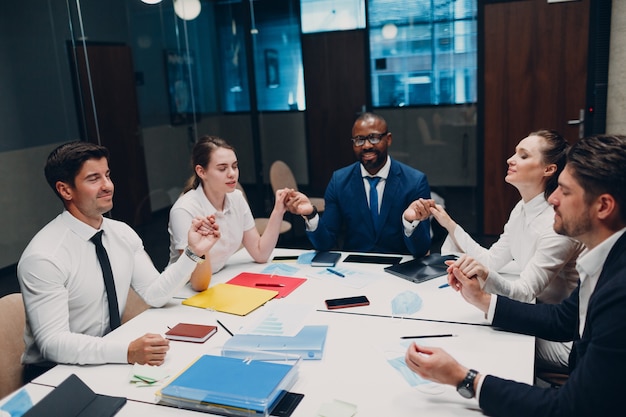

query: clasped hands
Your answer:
[403,198,436,222]
[187,215,221,255]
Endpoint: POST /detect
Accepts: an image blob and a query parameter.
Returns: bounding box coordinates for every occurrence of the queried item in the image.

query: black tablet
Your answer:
[343,254,403,265]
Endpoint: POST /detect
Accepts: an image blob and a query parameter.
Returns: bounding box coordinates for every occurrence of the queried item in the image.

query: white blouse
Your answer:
[441,194,583,303]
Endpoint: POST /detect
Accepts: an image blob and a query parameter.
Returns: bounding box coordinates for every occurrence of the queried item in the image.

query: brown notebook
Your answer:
[165,323,218,343]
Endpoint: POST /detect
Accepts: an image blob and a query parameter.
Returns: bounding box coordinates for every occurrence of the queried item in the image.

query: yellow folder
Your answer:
[182,283,278,316]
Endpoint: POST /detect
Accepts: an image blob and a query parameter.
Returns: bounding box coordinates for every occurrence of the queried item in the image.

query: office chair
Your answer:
[236,182,292,235]
[121,288,150,324]
[269,160,325,213]
[0,293,26,399]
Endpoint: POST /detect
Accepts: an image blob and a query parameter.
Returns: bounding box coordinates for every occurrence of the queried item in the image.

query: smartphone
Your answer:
[325,295,370,310]
[271,255,299,262]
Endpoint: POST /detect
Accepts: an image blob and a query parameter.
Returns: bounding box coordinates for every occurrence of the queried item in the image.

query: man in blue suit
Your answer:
[286,112,433,256]
[405,134,626,417]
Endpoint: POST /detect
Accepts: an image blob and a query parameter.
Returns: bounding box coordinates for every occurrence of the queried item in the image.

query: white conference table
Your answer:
[25,248,534,417]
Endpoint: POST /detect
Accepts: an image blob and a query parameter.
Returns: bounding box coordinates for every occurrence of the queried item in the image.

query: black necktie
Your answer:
[91,230,121,331]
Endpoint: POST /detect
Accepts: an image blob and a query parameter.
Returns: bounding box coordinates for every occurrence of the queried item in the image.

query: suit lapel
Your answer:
[378,161,400,231]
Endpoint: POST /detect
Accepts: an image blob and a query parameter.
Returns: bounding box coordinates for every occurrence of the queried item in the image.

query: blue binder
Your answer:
[158,354,299,415]
[222,325,328,360]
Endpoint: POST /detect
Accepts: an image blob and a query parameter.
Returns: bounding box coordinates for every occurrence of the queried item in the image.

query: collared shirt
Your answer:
[442,194,582,304]
[168,185,255,272]
[306,157,418,235]
[360,156,391,212]
[17,210,197,366]
[479,228,626,399]
[576,227,626,335]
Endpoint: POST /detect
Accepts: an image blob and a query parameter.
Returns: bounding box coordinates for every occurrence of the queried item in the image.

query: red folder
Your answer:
[226,272,306,298]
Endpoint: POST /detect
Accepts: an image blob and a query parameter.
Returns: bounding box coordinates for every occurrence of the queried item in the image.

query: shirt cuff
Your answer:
[402,216,419,236]
[106,340,133,364]
[475,373,486,401]
[486,294,497,323]
[304,214,319,231]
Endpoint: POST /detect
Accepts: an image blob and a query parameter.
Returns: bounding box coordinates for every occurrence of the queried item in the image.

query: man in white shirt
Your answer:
[18,141,218,381]
[404,134,626,416]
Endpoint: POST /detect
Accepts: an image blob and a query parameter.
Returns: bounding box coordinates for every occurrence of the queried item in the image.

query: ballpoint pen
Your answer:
[400,334,457,339]
[438,283,450,288]
[255,283,285,287]
[216,319,234,336]
[326,268,345,277]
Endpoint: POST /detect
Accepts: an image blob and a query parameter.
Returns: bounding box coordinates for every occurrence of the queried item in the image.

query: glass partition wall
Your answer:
[0,0,479,270]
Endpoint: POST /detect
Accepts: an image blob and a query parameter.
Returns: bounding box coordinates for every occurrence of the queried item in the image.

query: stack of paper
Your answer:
[156,354,300,416]
[222,325,328,360]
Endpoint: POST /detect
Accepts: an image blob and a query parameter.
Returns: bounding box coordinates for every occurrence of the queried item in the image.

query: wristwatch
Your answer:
[457,369,478,399]
[184,246,205,264]
[303,205,318,221]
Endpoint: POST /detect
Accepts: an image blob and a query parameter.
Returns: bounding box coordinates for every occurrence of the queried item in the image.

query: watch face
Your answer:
[457,385,473,399]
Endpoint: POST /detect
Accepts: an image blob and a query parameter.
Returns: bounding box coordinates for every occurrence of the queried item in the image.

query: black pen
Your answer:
[401,334,457,339]
[326,268,345,277]
[216,319,234,336]
[255,283,285,287]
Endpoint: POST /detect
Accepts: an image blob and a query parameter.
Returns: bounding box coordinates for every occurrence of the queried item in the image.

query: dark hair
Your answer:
[44,141,110,201]
[183,135,236,193]
[566,134,626,222]
[528,129,569,199]
[354,112,388,130]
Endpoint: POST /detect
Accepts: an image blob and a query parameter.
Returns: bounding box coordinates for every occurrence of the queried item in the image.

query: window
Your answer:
[300,0,365,34]
[368,0,477,107]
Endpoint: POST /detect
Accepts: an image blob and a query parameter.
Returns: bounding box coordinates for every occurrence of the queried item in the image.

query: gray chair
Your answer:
[0,293,25,399]
[121,288,150,324]
[269,160,325,213]
[236,182,292,235]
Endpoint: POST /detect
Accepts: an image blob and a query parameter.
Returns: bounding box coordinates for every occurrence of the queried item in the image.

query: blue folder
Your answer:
[158,354,298,414]
[222,325,328,360]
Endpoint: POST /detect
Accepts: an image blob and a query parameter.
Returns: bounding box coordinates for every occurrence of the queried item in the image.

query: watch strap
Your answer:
[303,205,318,221]
[184,246,205,264]
[457,368,478,398]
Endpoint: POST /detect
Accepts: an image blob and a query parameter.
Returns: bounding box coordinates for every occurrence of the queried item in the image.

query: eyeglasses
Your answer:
[350,132,389,147]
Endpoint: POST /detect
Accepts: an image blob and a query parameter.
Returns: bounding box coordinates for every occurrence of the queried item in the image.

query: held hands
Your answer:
[187,215,220,256]
[272,188,291,216]
[404,343,468,387]
[285,190,314,217]
[429,203,457,233]
[127,333,170,365]
[403,198,436,222]
[445,256,491,314]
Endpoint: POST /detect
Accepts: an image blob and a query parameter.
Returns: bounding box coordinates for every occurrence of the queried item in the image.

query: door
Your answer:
[69,43,151,226]
[481,0,590,235]
[301,30,368,194]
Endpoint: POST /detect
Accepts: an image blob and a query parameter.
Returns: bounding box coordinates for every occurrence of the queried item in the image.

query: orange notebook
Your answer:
[165,323,218,343]
[226,272,307,298]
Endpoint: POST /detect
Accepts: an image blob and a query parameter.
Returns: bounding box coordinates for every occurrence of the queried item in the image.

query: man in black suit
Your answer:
[405,134,626,417]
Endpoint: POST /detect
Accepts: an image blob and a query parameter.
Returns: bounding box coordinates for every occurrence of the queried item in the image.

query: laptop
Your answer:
[383,253,458,284]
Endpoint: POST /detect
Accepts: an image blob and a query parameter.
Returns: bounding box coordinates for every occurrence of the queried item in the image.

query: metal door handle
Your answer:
[567,109,585,139]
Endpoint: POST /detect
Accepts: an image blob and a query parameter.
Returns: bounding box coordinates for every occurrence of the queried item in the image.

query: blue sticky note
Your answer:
[297,252,316,264]
[261,263,299,275]
[0,388,33,417]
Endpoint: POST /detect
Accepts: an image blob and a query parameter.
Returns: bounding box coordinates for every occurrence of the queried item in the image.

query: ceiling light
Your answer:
[382,23,398,40]
[174,0,202,21]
